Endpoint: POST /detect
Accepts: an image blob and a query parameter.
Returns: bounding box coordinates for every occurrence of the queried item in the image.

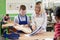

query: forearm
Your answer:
[13,25,32,34]
[2,25,7,28]
[57,36,60,40]
[24,24,29,27]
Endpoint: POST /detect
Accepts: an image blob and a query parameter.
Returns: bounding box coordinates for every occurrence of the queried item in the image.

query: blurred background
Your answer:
[0,0,60,36]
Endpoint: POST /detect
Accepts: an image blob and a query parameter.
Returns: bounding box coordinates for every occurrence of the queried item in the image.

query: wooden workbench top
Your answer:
[19,32,54,40]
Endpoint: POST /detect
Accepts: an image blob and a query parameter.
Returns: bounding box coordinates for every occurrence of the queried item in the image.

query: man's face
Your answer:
[35,5,41,14]
[6,15,9,18]
[19,9,26,16]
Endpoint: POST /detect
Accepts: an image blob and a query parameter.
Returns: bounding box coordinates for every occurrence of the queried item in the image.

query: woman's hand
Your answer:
[32,25,36,31]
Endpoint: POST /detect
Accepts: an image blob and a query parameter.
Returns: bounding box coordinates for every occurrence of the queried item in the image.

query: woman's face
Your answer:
[35,5,41,14]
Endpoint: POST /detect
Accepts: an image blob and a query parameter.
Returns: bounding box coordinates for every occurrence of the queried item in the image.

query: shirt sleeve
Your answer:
[27,16,30,24]
[31,15,35,26]
[14,16,19,24]
[42,13,47,32]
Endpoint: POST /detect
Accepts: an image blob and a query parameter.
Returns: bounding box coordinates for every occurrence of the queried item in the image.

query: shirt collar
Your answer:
[18,14,26,17]
[35,13,43,17]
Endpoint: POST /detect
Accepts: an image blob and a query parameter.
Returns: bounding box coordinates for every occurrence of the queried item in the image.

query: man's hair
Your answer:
[36,1,42,5]
[6,14,9,16]
[55,7,60,19]
[20,5,26,10]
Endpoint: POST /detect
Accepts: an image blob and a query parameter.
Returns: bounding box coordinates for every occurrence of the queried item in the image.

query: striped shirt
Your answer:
[54,22,60,39]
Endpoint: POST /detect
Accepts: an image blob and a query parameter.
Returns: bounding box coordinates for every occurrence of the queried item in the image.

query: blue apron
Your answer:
[18,15,28,25]
[17,15,28,33]
[3,26,20,39]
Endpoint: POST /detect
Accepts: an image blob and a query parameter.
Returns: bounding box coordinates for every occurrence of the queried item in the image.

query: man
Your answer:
[14,5,32,33]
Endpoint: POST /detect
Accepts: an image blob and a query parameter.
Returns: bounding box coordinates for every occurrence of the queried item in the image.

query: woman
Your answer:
[25,1,47,36]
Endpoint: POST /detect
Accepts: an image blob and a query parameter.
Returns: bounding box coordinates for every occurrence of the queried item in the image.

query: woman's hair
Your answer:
[55,7,60,19]
[20,5,26,10]
[36,1,45,14]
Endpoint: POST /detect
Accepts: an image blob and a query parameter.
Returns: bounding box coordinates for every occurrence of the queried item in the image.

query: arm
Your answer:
[14,16,19,24]
[13,24,32,34]
[42,13,47,32]
[2,17,7,23]
[31,16,36,31]
[57,36,60,40]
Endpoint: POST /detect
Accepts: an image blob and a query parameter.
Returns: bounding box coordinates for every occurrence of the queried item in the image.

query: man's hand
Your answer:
[24,24,29,27]
[3,21,7,23]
